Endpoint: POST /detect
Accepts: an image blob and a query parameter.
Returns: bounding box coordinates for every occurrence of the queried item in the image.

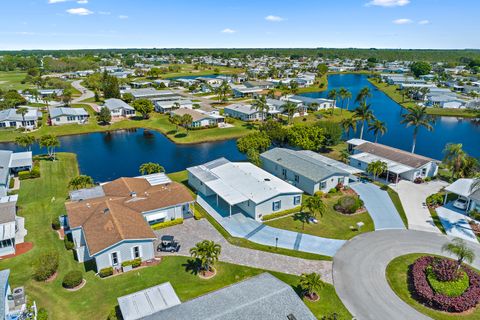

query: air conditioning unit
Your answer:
[12,287,25,306]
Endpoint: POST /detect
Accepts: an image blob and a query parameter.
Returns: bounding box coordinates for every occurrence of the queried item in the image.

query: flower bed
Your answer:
[410,256,480,313]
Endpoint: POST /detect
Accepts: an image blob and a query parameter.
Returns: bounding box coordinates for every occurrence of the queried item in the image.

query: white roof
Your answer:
[349,152,413,174]
[297,150,364,175]
[117,282,181,320]
[346,138,368,146]
[445,179,477,198]
[9,151,32,168]
[137,173,172,186]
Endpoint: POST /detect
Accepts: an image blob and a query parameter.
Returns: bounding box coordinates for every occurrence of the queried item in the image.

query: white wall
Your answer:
[94,240,155,271]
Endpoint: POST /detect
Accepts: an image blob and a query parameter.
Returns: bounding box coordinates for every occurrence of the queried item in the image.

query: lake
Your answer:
[0,129,245,182]
[300,74,480,160]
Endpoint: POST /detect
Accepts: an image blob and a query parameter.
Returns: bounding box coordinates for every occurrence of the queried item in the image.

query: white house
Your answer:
[0,107,41,129]
[170,108,223,128]
[187,158,303,221]
[0,150,32,197]
[0,195,27,257]
[124,88,177,100]
[154,99,193,113]
[103,99,136,118]
[49,107,89,125]
[443,179,480,213]
[287,95,335,110]
[223,104,266,121]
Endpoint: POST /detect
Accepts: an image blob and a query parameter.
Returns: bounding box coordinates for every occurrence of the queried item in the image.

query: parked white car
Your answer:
[453,197,468,210]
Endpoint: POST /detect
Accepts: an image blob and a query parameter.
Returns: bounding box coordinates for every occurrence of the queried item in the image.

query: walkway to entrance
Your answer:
[197,195,346,257]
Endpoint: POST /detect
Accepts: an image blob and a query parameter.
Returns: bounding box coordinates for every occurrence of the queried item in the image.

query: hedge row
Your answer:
[121,258,142,268]
[18,161,41,180]
[410,256,480,312]
[99,267,113,278]
[151,218,183,230]
[261,206,301,221]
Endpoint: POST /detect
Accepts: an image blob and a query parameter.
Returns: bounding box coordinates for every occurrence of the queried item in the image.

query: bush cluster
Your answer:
[18,161,41,180]
[32,252,59,281]
[432,258,462,282]
[151,218,183,230]
[334,196,363,214]
[51,216,61,230]
[121,258,142,268]
[410,256,480,312]
[62,270,83,289]
[99,267,113,278]
[261,206,302,221]
[426,193,444,207]
[64,238,74,250]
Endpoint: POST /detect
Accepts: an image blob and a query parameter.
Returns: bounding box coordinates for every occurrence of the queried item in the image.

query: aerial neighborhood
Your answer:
[0,1,479,320]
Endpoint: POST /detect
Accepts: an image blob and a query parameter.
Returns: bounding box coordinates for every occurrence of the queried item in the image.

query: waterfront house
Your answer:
[103,98,136,119]
[153,79,171,87]
[231,85,264,98]
[170,108,224,128]
[244,80,274,89]
[347,139,438,182]
[48,107,89,125]
[266,98,307,117]
[260,148,362,195]
[443,179,480,213]
[123,273,316,320]
[287,95,335,110]
[0,107,41,130]
[223,104,266,121]
[187,158,303,221]
[0,195,27,257]
[65,173,194,271]
[0,150,32,197]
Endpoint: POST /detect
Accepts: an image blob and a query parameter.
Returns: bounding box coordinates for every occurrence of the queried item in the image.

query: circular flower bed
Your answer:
[410,256,480,313]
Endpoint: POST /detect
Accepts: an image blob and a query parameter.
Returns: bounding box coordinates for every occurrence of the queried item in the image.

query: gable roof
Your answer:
[354,142,435,168]
[104,98,134,111]
[171,108,213,122]
[0,107,41,122]
[224,104,257,115]
[49,107,88,118]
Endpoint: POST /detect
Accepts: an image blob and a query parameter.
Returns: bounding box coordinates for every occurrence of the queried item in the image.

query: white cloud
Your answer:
[393,18,413,24]
[265,15,284,22]
[118,15,128,19]
[66,7,93,15]
[366,0,410,7]
[418,20,430,25]
[77,0,88,3]
[48,0,68,3]
[221,28,236,34]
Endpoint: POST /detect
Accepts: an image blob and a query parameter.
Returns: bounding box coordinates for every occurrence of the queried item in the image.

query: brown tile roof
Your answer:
[354,142,435,168]
[66,178,194,255]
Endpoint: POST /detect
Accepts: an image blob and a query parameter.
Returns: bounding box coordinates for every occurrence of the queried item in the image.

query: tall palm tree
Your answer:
[442,238,475,271]
[340,118,357,139]
[189,240,221,274]
[299,273,324,300]
[339,87,352,112]
[282,101,297,124]
[327,89,337,115]
[16,107,29,126]
[400,105,434,153]
[443,143,466,179]
[251,96,269,122]
[302,194,326,220]
[355,87,372,105]
[368,119,387,143]
[367,160,388,181]
[68,175,94,190]
[354,101,374,140]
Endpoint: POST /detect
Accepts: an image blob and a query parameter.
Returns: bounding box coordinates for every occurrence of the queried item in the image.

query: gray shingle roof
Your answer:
[0,200,16,224]
[261,148,349,182]
[141,273,316,320]
[224,104,257,115]
[49,107,88,118]
[104,99,135,111]
[0,107,41,122]
[0,150,13,187]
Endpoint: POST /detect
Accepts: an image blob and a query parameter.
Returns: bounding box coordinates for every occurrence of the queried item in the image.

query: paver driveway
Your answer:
[155,218,334,283]
[350,181,405,230]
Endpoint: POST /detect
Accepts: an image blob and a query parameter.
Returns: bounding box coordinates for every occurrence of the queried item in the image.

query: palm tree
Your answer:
[327,89,337,115]
[400,105,434,153]
[301,194,326,229]
[443,143,466,179]
[189,240,221,275]
[14,135,35,151]
[68,175,94,190]
[282,101,297,125]
[251,96,269,122]
[442,238,475,271]
[340,118,357,139]
[170,114,182,131]
[339,87,352,112]
[139,162,165,175]
[354,102,374,140]
[368,119,387,143]
[16,107,29,126]
[355,87,372,105]
[180,114,193,135]
[367,160,388,181]
[299,273,324,300]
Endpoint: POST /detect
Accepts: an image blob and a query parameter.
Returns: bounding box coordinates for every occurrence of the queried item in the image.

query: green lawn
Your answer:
[0,105,256,144]
[0,154,350,319]
[386,187,409,228]
[265,193,375,240]
[0,71,31,91]
[386,253,480,320]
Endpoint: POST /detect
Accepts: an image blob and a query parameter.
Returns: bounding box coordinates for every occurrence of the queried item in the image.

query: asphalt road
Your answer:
[71,80,100,111]
[333,229,480,320]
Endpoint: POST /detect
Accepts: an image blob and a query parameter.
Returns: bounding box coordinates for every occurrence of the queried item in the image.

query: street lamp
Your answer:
[275,237,278,249]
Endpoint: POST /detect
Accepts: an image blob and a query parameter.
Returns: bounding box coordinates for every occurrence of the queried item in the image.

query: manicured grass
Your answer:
[426,268,469,297]
[386,186,409,228]
[0,154,348,319]
[0,105,256,144]
[429,207,447,234]
[386,253,480,320]
[0,71,32,91]
[265,193,374,240]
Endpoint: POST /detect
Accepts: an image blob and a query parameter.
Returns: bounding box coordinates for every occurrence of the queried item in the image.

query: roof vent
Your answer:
[130,191,137,198]
[264,178,271,182]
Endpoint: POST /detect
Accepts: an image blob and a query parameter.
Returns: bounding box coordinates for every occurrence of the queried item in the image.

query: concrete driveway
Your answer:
[333,229,480,320]
[436,204,478,243]
[155,218,334,283]
[350,182,405,230]
[391,180,447,233]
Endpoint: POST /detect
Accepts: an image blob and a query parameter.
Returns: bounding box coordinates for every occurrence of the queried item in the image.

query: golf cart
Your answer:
[158,235,180,253]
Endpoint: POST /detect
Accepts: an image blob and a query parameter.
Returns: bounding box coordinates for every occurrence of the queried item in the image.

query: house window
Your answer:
[272,200,281,211]
[282,168,287,176]
[338,177,345,184]
[294,175,299,182]
[320,181,327,189]
[294,196,301,206]
[132,246,140,259]
[9,122,16,127]
[421,167,427,176]
[357,161,361,167]
[111,252,119,266]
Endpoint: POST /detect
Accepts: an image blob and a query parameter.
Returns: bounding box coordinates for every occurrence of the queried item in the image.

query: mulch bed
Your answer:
[45,272,58,283]
[304,292,320,302]
[65,279,87,292]
[469,221,480,236]
[0,242,34,260]
[199,267,217,279]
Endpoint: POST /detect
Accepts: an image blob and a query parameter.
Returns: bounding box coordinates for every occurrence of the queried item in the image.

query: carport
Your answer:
[204,179,248,217]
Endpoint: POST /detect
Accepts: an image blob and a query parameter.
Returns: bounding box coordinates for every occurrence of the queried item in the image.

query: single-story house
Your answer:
[170,108,223,128]
[0,150,32,197]
[49,107,89,125]
[65,173,194,271]
[153,79,171,87]
[244,80,274,89]
[124,89,176,100]
[0,107,41,129]
[154,99,193,113]
[38,89,63,98]
[136,273,316,320]
[287,95,336,110]
[223,104,266,121]
[103,98,136,118]
[266,98,307,117]
[188,158,303,221]
[0,195,27,257]
[261,148,362,195]
[347,139,438,182]
[231,85,264,98]
[444,179,480,212]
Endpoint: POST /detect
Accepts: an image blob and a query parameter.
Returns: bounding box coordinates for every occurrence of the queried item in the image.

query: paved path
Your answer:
[436,204,478,243]
[198,195,345,257]
[333,229,480,320]
[71,80,100,112]
[391,180,447,233]
[350,181,405,230]
[155,218,334,283]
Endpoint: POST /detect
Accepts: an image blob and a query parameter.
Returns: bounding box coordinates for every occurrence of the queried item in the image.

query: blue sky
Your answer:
[1,0,479,50]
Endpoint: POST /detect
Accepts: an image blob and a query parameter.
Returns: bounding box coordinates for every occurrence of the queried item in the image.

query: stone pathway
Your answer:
[155,218,334,284]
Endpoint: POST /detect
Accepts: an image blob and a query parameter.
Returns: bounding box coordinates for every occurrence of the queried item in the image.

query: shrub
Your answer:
[469,209,480,221]
[99,267,113,278]
[426,193,444,207]
[334,196,363,214]
[64,238,74,250]
[314,191,324,198]
[380,184,389,191]
[432,258,462,282]
[121,258,142,268]
[8,178,14,189]
[335,183,343,191]
[32,252,59,281]
[427,267,469,297]
[193,208,203,220]
[18,171,31,180]
[414,177,424,184]
[62,270,83,289]
[51,216,60,230]
[328,188,337,194]
[151,218,183,230]
[261,206,302,221]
